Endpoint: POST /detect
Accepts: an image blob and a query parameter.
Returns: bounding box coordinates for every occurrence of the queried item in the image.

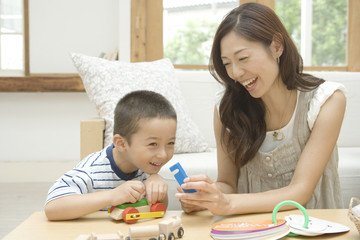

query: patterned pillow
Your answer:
[71,53,208,153]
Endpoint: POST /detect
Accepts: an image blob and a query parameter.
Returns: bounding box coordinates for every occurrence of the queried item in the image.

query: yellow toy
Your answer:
[108,198,166,224]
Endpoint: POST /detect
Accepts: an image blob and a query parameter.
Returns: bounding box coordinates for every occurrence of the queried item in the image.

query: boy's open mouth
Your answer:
[150,162,162,166]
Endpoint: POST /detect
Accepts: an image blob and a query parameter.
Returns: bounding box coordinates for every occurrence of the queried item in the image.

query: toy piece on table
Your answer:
[273,200,350,237]
[211,200,351,239]
[210,219,290,240]
[285,215,350,236]
[75,231,124,240]
[169,162,197,193]
[108,198,166,224]
[126,215,184,240]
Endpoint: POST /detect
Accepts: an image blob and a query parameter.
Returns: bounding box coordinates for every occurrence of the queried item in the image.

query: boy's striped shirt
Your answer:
[45,144,148,209]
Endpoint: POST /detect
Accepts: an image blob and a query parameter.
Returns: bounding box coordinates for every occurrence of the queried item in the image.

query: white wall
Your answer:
[29,0,128,73]
[0,92,98,182]
[0,0,131,182]
[0,92,96,162]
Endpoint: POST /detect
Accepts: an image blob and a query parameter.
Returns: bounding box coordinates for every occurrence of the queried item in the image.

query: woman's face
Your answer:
[220,31,281,99]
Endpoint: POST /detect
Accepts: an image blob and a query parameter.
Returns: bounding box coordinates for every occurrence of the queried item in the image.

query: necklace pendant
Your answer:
[273,131,285,141]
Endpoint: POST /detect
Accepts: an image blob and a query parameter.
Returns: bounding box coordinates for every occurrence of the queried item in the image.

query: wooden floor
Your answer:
[0,182,52,239]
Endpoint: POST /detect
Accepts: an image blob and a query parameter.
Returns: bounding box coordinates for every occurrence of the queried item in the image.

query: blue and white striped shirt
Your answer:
[46,144,148,205]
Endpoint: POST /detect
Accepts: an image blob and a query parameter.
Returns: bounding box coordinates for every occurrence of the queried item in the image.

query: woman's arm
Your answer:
[175,106,239,214]
[287,90,346,203]
[176,107,238,213]
[213,106,239,194]
[178,91,346,215]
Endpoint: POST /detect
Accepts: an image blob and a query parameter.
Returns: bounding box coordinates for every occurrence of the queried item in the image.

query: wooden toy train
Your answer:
[75,216,184,240]
[126,216,184,240]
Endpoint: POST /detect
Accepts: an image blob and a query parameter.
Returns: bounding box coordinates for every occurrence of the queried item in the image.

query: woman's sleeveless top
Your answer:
[237,90,344,208]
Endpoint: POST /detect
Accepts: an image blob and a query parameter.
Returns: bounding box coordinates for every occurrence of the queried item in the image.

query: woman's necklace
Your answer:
[269,90,296,141]
[273,128,285,141]
[272,106,286,141]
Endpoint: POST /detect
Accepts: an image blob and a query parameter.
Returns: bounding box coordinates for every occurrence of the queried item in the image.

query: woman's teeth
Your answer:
[151,162,161,166]
[243,77,256,88]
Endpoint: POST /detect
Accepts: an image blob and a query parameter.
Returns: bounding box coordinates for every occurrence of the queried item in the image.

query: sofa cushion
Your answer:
[71,53,208,153]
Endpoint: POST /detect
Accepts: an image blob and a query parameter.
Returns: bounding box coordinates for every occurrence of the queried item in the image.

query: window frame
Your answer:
[0,0,358,92]
[0,0,85,92]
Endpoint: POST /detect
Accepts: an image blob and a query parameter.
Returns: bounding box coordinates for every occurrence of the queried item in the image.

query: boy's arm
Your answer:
[45,190,114,220]
[45,180,145,220]
[144,174,168,207]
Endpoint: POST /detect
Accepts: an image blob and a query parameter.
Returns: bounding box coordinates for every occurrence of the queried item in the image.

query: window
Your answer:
[276,0,347,67]
[1,0,359,92]
[163,0,239,68]
[134,0,359,72]
[0,0,24,75]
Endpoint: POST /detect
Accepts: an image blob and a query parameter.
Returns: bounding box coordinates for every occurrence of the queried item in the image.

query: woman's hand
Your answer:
[176,186,206,213]
[175,174,231,216]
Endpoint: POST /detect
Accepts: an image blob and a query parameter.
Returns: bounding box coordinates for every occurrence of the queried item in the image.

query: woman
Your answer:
[175,2,346,215]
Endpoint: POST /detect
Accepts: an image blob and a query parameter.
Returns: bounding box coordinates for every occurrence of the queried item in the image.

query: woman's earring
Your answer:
[277,57,280,64]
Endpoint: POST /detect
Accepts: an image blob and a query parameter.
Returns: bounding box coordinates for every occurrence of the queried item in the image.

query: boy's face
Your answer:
[117,117,177,175]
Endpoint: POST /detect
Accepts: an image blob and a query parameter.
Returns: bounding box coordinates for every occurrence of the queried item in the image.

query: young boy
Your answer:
[45,90,177,220]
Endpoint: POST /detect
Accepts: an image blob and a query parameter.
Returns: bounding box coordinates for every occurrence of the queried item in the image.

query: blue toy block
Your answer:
[169,162,197,193]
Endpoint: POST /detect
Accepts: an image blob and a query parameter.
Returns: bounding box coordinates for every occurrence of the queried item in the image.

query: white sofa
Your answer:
[81,70,360,210]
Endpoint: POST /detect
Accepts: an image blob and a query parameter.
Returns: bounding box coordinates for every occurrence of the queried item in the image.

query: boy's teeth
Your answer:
[151,162,161,166]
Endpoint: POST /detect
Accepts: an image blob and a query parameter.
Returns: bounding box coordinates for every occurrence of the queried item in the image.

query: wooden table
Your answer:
[3,209,359,239]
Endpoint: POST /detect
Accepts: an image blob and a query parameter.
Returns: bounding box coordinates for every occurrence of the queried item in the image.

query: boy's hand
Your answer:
[145,174,168,205]
[109,180,145,206]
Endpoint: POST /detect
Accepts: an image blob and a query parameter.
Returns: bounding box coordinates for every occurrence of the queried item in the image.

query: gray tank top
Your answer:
[237,89,344,209]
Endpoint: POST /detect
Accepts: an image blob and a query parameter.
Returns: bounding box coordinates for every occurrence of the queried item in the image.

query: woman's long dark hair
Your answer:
[209,3,324,167]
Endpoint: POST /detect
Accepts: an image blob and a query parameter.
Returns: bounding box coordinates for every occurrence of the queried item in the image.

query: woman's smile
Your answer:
[241,77,258,90]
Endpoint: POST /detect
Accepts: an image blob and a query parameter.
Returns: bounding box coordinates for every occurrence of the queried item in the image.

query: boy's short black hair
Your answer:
[113,90,177,143]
